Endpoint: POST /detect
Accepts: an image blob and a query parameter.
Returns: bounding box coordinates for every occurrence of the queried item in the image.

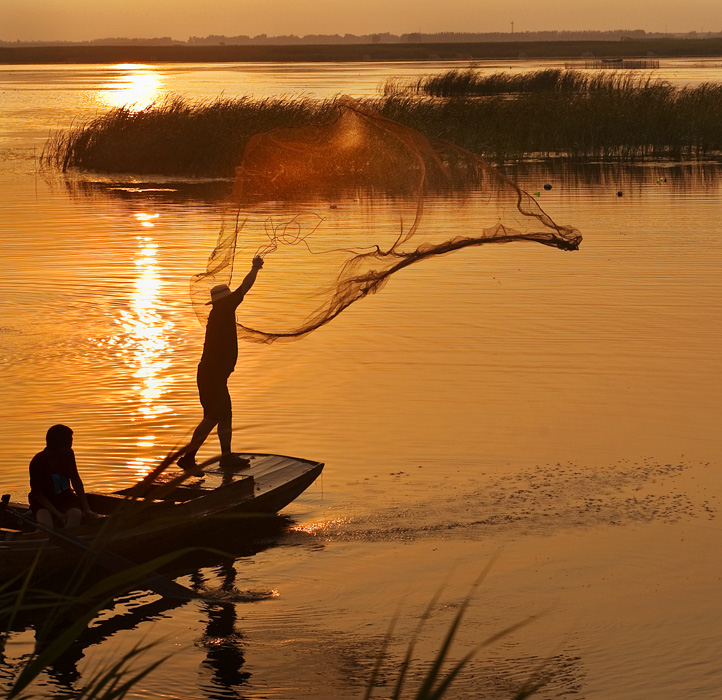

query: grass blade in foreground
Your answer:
[4,549,198,698]
[365,563,540,699]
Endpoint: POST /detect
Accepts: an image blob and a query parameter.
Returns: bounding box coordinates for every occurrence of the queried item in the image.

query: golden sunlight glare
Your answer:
[99,64,162,111]
[117,233,174,423]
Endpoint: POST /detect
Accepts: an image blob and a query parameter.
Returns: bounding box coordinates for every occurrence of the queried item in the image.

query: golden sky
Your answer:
[2,0,721,41]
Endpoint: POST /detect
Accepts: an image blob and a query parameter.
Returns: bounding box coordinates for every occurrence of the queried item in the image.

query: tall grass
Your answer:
[43,72,722,175]
[43,96,339,176]
[363,567,544,700]
[377,69,722,160]
[382,68,668,97]
[0,551,189,699]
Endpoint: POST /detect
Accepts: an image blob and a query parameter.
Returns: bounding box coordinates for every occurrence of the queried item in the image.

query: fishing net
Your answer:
[190,99,581,343]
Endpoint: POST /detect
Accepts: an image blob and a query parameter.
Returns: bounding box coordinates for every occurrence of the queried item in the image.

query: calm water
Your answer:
[1,59,721,699]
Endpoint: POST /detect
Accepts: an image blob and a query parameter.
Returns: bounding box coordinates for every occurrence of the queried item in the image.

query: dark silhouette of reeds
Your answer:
[379,69,722,161]
[43,96,339,176]
[382,68,666,97]
[43,72,722,175]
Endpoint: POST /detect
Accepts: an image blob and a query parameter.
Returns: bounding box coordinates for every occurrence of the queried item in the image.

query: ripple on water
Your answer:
[308,459,716,543]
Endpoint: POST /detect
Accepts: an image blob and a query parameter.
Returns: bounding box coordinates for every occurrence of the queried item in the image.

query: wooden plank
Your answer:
[249,458,298,480]
[237,454,288,474]
[116,483,207,502]
[243,462,324,513]
[204,454,301,480]
[255,462,311,486]
[253,462,321,496]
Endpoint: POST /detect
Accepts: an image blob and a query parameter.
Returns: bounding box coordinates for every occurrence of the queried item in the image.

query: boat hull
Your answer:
[0,453,323,582]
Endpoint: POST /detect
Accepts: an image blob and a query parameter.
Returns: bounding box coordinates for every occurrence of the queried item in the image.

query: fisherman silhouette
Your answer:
[28,424,98,529]
[178,256,264,471]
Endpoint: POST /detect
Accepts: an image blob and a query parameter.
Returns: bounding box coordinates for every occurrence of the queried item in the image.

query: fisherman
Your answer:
[178,255,264,471]
[29,424,98,529]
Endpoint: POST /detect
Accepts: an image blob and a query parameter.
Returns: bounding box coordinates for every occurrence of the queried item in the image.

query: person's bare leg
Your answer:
[36,508,55,530]
[183,416,218,462]
[217,383,233,458]
[65,507,82,529]
[183,369,220,467]
[218,414,232,457]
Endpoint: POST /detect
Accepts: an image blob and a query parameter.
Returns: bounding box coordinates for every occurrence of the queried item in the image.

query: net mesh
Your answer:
[190,99,582,343]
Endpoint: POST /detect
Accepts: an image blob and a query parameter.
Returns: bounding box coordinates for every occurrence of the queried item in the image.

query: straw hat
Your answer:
[205,284,232,305]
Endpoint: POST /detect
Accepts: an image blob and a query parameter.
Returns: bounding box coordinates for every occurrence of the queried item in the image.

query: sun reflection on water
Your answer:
[117,227,175,450]
[126,456,163,483]
[99,64,162,111]
[291,518,348,535]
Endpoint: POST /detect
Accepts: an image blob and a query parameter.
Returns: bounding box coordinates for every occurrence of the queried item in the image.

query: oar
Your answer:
[0,494,197,601]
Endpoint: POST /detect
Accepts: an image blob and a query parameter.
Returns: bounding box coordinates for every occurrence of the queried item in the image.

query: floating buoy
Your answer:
[543,183,552,190]
[617,191,623,197]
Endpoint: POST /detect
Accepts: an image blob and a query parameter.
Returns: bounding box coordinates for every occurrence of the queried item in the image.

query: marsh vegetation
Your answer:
[43,69,722,175]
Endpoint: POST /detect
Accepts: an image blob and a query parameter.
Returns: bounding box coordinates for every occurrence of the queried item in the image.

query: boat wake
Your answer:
[198,586,280,603]
[298,458,716,544]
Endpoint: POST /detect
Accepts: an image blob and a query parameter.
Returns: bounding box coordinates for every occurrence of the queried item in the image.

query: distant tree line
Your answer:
[3,29,722,48]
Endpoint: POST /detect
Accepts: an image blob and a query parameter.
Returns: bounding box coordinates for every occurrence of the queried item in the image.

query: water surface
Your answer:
[1,59,721,699]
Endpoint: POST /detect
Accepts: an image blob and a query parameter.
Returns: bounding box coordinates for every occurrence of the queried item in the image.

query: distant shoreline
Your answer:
[3,39,722,64]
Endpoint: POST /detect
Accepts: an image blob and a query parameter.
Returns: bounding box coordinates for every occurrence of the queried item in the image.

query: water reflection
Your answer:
[120,233,173,418]
[0,522,294,697]
[58,176,232,204]
[99,64,162,111]
[503,159,722,191]
[193,565,251,699]
[53,162,722,209]
[115,227,174,479]
[35,596,186,695]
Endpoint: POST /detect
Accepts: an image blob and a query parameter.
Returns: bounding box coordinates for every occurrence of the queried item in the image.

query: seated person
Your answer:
[29,424,97,529]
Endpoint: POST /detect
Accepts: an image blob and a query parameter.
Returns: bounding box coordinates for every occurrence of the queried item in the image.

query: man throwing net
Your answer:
[178,255,264,471]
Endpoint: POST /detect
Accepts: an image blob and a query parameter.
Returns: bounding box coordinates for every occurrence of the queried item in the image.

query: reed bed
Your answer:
[381,68,668,97]
[375,82,722,161]
[43,95,339,176]
[44,74,722,174]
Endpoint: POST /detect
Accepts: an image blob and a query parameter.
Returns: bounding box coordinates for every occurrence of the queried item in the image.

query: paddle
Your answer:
[0,494,197,601]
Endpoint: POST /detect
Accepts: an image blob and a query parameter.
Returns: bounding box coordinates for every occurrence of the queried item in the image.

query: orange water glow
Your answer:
[291,518,348,535]
[135,212,160,228]
[136,435,157,448]
[99,64,162,111]
[117,231,174,427]
[126,455,161,483]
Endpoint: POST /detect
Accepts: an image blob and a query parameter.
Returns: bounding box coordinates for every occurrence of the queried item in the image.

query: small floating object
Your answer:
[543,183,552,190]
[617,191,623,197]
[656,178,662,185]
[533,191,541,197]
[329,204,337,209]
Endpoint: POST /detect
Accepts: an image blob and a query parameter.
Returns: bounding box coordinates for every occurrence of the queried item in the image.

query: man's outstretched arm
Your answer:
[236,256,264,296]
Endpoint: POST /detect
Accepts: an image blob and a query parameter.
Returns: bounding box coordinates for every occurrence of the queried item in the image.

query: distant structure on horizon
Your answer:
[3,28,722,47]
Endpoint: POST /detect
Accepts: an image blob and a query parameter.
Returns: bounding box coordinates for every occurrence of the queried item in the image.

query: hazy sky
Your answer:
[2,0,722,41]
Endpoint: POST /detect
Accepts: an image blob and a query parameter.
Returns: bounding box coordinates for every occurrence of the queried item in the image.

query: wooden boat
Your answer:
[0,452,323,581]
